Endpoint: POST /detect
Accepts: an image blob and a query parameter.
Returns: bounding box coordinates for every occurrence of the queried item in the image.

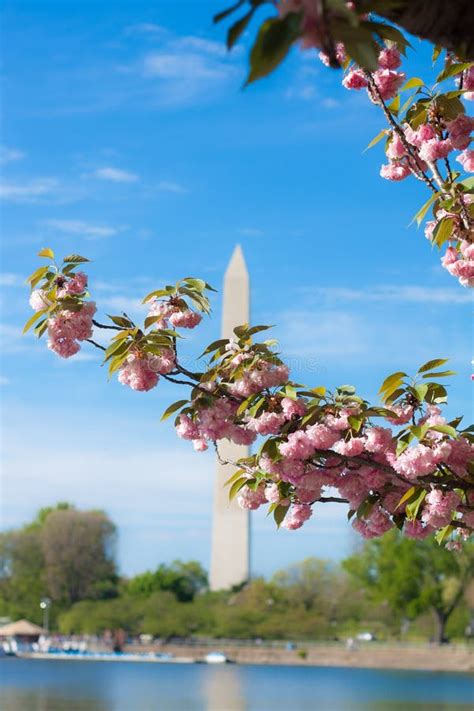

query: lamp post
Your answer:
[40,597,51,633]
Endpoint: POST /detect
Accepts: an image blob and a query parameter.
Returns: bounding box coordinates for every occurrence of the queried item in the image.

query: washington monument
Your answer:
[209,245,250,591]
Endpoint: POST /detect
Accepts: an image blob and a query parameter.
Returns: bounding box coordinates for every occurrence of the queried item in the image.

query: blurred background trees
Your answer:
[1,503,472,643]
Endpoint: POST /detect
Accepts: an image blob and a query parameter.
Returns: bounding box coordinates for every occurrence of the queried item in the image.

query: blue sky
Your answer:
[1,1,472,577]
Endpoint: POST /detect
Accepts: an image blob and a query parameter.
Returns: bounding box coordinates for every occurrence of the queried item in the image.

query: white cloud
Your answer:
[92,167,139,183]
[100,295,147,316]
[156,180,187,194]
[0,146,26,164]
[285,84,317,101]
[302,285,473,305]
[238,227,264,237]
[276,306,469,367]
[125,23,165,35]
[144,52,229,81]
[0,273,24,287]
[45,219,120,239]
[0,178,59,203]
[0,376,11,386]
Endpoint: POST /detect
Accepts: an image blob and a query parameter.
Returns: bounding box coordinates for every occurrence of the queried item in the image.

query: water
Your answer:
[1,658,473,711]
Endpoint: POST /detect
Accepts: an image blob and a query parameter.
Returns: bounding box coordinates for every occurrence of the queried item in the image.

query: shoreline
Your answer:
[128,642,474,673]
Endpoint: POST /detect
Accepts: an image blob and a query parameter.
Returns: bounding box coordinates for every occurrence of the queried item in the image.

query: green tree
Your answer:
[343,531,474,643]
[127,560,207,602]
[0,504,118,623]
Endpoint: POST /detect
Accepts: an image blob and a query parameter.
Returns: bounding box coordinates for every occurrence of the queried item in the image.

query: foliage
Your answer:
[344,530,474,641]
[25,254,474,547]
[126,560,208,602]
[20,4,474,551]
[0,504,118,624]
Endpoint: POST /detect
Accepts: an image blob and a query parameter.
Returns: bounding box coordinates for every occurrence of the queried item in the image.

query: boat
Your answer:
[203,651,228,664]
[15,650,195,664]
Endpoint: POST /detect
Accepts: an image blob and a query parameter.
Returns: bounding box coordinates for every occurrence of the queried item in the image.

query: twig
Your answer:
[92,319,122,332]
[86,339,106,351]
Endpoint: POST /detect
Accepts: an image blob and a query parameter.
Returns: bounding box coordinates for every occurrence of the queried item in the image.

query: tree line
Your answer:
[0,504,472,643]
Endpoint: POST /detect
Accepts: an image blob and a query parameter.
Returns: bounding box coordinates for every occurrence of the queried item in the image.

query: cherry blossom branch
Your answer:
[365,73,438,192]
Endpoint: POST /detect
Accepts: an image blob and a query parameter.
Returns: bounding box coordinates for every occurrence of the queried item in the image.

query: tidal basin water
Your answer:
[1,659,473,711]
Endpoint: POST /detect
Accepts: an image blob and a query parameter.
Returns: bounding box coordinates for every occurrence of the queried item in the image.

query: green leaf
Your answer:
[395,486,417,510]
[368,21,411,53]
[406,490,427,520]
[247,324,273,337]
[432,217,454,248]
[227,9,254,49]
[425,382,448,405]
[364,129,388,152]
[396,431,414,456]
[413,383,428,402]
[411,192,439,226]
[388,94,400,114]
[38,247,55,260]
[421,370,456,379]
[224,468,246,487]
[34,318,48,337]
[418,358,449,373]
[348,416,363,433]
[429,424,458,438]
[379,371,407,396]
[436,94,465,121]
[23,308,48,334]
[436,61,472,83]
[161,399,188,422]
[435,524,454,545]
[213,0,245,24]
[62,254,90,264]
[274,504,289,527]
[432,45,442,63]
[104,338,132,362]
[246,13,301,85]
[142,288,175,303]
[229,477,249,501]
[107,315,134,328]
[27,265,49,287]
[401,77,424,91]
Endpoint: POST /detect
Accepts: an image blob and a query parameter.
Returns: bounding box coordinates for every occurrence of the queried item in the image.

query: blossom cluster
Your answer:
[26,253,473,546]
[339,46,473,287]
[29,271,96,358]
[171,330,474,544]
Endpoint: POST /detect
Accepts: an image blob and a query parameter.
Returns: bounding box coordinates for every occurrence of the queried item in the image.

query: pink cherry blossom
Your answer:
[281,503,312,530]
[378,47,401,70]
[386,133,406,160]
[342,69,368,90]
[456,149,474,172]
[118,354,159,392]
[380,162,410,181]
[169,309,202,329]
[279,431,314,460]
[418,138,452,163]
[29,289,50,311]
[421,489,460,528]
[247,411,286,435]
[64,271,88,295]
[281,397,306,419]
[176,414,199,441]
[372,69,405,101]
[446,114,473,150]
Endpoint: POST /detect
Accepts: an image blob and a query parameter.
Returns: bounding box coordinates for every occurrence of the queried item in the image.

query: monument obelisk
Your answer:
[209,245,250,591]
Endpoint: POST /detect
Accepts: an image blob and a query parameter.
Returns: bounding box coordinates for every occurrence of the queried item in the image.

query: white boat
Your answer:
[204,651,228,664]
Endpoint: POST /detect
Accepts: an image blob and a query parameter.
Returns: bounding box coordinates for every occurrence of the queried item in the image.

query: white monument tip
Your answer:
[225,244,248,279]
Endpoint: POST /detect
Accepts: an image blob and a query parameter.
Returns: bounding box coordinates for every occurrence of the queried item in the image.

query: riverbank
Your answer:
[124,642,474,673]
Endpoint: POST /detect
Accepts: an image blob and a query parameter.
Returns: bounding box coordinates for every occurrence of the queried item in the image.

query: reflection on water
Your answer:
[203,666,246,711]
[1,659,473,711]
